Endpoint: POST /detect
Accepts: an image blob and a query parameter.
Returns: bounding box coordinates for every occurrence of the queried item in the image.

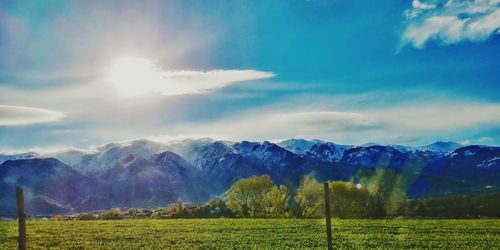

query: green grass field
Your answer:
[1,219,499,249]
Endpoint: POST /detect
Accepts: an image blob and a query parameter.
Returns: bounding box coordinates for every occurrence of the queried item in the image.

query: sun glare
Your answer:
[107,57,164,97]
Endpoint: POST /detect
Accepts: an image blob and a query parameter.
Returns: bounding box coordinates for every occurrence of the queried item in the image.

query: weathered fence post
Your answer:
[324,182,333,250]
[16,186,26,250]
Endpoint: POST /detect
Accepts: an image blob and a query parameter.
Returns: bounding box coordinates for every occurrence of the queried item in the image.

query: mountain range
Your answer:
[1,139,499,216]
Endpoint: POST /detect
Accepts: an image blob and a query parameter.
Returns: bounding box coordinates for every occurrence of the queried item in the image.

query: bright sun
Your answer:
[107,57,164,97]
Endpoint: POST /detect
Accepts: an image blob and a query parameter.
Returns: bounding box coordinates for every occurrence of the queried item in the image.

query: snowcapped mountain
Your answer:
[73,139,171,176]
[94,151,213,208]
[361,142,381,147]
[233,141,305,184]
[175,140,261,192]
[388,145,415,153]
[234,141,290,165]
[46,148,97,167]
[0,152,45,164]
[1,138,499,215]
[178,140,237,171]
[306,142,352,163]
[449,145,500,172]
[342,145,409,170]
[165,138,216,163]
[278,139,352,163]
[277,139,322,155]
[418,141,463,153]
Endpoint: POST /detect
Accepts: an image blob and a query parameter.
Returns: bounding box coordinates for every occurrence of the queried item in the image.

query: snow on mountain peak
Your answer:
[418,141,462,153]
[0,152,45,164]
[277,139,318,155]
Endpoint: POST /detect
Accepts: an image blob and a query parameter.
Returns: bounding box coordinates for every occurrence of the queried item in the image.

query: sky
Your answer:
[0,0,499,151]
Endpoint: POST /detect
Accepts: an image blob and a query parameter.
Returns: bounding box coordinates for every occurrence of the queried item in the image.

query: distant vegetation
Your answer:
[58,170,499,220]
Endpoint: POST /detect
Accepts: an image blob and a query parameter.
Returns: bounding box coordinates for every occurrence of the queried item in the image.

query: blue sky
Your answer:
[0,0,499,151]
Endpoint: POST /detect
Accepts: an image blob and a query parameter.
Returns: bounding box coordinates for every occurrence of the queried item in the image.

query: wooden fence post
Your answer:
[16,186,26,250]
[324,182,333,250]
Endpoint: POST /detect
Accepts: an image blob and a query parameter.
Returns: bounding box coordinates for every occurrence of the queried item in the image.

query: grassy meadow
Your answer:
[1,219,499,249]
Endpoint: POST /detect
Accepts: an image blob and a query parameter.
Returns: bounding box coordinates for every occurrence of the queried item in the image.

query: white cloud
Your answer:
[270,111,375,132]
[413,0,437,10]
[0,105,65,126]
[174,110,382,143]
[366,102,500,131]
[401,0,500,48]
[158,69,275,95]
[2,81,499,147]
[170,99,500,145]
[106,57,275,97]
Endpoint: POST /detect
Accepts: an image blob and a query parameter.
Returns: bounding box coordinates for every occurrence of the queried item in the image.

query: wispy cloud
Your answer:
[270,111,376,132]
[1,87,499,147]
[176,110,379,143]
[159,70,275,95]
[366,101,500,131]
[0,105,65,126]
[401,0,500,48]
[107,57,275,97]
[171,96,500,145]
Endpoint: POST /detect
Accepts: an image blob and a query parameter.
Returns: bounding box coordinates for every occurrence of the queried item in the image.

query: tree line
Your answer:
[226,169,409,218]
[63,168,499,220]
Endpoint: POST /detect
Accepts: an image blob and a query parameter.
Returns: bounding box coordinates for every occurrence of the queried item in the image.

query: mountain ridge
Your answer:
[1,138,499,215]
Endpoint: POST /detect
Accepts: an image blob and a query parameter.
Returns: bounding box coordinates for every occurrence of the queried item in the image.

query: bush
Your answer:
[77,213,97,220]
[227,175,289,217]
[51,214,64,221]
[100,208,122,220]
